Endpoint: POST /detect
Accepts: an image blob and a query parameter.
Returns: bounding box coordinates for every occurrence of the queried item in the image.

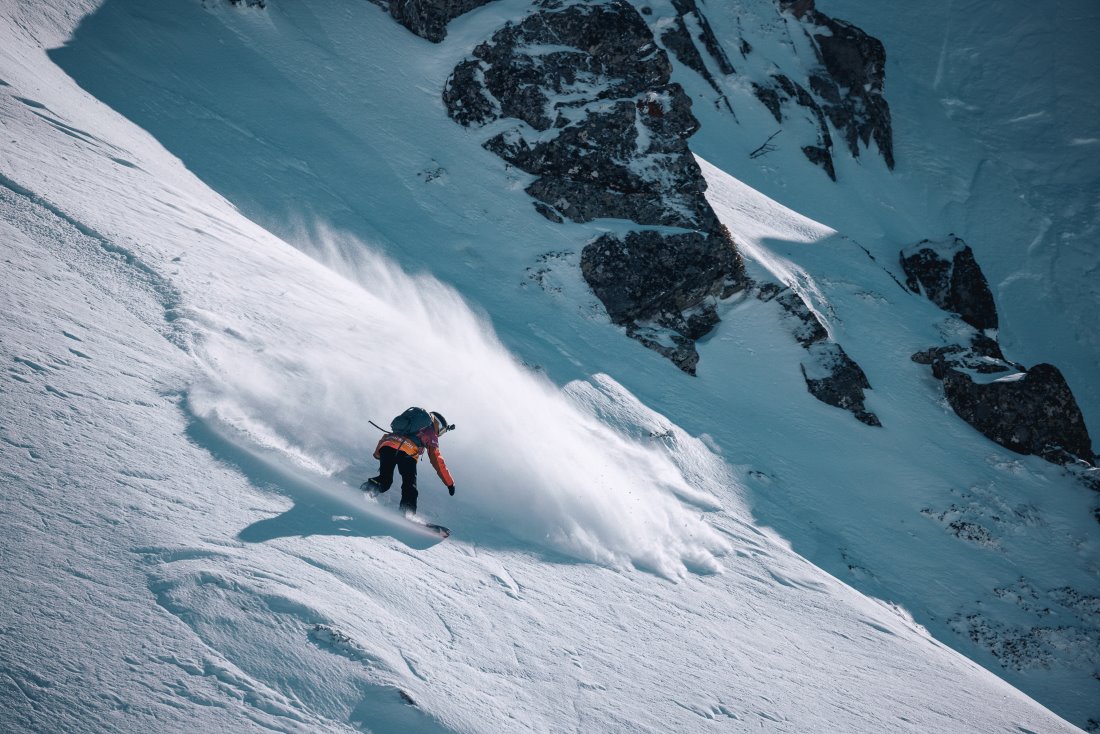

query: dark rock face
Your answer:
[939,363,1093,464]
[802,342,879,427]
[754,0,894,176]
[901,236,998,330]
[811,15,893,169]
[368,0,495,43]
[758,283,880,426]
[906,237,1094,466]
[581,229,742,373]
[444,0,747,372]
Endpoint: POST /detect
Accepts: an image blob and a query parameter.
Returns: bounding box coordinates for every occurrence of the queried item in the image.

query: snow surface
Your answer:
[0,0,1095,732]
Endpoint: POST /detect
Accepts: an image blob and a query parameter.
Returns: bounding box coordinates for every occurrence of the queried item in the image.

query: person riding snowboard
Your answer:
[362,407,455,516]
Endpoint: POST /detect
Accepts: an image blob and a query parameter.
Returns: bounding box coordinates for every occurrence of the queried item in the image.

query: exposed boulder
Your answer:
[444,0,747,371]
[801,342,880,427]
[367,0,495,42]
[906,238,1095,467]
[939,362,1094,465]
[901,236,998,330]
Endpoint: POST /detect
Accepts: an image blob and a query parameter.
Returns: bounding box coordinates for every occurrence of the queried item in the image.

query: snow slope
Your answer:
[0,0,1094,732]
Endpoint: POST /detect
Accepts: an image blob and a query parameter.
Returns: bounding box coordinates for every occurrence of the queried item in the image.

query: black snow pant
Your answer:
[377,445,419,514]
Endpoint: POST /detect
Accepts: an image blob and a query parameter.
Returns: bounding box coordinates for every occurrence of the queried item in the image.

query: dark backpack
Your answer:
[390,407,434,439]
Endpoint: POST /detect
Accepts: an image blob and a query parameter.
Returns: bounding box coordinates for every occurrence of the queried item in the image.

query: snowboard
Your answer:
[359,480,451,539]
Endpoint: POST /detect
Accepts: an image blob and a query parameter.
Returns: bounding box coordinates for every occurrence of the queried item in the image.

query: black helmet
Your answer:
[431,411,454,435]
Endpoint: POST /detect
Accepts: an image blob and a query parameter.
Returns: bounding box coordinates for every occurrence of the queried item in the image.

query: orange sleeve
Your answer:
[427,446,454,487]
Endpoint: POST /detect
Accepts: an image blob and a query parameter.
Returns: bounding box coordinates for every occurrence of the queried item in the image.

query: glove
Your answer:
[448,484,455,496]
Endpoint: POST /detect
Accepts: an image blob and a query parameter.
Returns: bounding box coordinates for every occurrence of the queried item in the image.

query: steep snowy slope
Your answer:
[0,0,1095,732]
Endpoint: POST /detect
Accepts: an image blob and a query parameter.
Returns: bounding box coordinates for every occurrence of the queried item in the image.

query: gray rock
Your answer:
[757,283,879,425]
[367,0,495,43]
[901,236,998,330]
[939,362,1094,465]
[581,228,743,374]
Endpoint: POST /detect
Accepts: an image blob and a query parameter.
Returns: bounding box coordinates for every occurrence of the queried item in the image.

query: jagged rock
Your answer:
[759,284,827,346]
[444,59,497,125]
[367,0,495,42]
[906,239,1095,466]
[938,363,1094,465]
[581,228,742,374]
[757,283,879,425]
[901,236,998,330]
[753,74,837,180]
[581,230,740,322]
[755,0,893,173]
[751,83,783,121]
[801,342,880,426]
[800,144,836,182]
[808,17,893,169]
[660,0,735,110]
[445,0,748,372]
[673,0,735,75]
[483,91,712,228]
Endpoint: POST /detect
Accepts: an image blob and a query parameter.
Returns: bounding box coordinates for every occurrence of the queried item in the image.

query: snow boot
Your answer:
[361,477,386,495]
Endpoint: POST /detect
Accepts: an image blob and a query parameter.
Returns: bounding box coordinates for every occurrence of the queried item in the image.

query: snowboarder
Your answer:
[363,407,455,516]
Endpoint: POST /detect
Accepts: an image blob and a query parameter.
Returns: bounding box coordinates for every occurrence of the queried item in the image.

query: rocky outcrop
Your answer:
[758,283,880,426]
[947,363,1091,463]
[581,229,742,373]
[752,0,894,177]
[444,0,747,372]
[368,0,495,42]
[660,0,735,111]
[752,74,837,180]
[907,238,1094,467]
[901,236,998,330]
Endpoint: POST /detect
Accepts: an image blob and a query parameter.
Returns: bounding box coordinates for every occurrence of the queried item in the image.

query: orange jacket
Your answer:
[374,432,454,488]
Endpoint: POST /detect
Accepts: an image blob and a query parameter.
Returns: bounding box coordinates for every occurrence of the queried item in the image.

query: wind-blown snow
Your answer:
[188,227,731,577]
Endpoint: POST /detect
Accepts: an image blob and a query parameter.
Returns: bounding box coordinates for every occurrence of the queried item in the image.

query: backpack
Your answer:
[390,407,434,439]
